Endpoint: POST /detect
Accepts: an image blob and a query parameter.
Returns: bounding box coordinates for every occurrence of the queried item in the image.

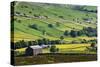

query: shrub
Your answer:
[60,36,64,40]
[17,20,21,23]
[29,11,32,14]
[91,42,96,48]
[50,45,59,53]
[29,24,38,30]
[58,16,64,19]
[70,30,77,37]
[48,24,53,28]
[64,30,69,36]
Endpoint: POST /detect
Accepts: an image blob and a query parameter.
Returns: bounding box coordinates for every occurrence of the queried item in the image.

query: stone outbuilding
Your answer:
[25,45,42,56]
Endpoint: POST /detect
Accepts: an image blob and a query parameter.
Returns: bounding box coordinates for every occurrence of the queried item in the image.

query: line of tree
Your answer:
[29,23,97,37]
[64,27,97,37]
[50,45,59,53]
[12,38,97,50]
[12,38,62,49]
[73,6,97,13]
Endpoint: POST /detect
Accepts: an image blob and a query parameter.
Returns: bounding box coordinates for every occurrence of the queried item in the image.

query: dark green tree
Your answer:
[29,24,38,30]
[60,36,64,44]
[77,30,84,36]
[37,39,43,46]
[59,16,64,19]
[29,11,32,14]
[48,24,53,28]
[60,36,64,40]
[70,30,77,37]
[64,30,69,36]
[50,45,59,53]
[42,30,46,35]
[18,20,21,23]
[42,38,48,45]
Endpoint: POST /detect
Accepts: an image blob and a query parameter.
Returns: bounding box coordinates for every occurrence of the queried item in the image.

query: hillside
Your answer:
[11,2,97,42]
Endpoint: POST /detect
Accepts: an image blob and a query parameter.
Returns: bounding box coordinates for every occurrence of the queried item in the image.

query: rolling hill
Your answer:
[11,1,97,42]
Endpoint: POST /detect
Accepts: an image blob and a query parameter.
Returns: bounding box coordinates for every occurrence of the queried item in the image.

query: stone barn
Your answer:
[25,46,42,56]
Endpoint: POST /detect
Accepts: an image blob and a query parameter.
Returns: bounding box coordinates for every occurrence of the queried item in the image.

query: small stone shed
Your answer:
[25,45,42,56]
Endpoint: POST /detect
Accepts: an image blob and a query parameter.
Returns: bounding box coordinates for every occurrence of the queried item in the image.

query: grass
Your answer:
[43,44,96,54]
[14,43,97,65]
[15,54,97,65]
[13,31,40,42]
[11,2,97,65]
[15,44,96,55]
[12,2,97,42]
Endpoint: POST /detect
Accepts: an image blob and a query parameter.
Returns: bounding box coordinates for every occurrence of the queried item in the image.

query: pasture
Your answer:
[11,2,97,65]
[14,44,97,65]
[15,44,96,56]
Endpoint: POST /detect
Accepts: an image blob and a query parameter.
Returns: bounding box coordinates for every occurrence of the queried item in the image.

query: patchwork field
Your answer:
[11,1,97,65]
[11,2,97,42]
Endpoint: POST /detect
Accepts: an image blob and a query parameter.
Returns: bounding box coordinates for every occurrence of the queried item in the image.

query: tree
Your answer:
[29,11,32,14]
[14,42,21,49]
[18,20,21,23]
[42,38,48,45]
[83,27,97,37]
[50,45,59,53]
[29,24,38,30]
[70,30,77,37]
[28,41,33,46]
[60,36,64,40]
[48,24,53,28]
[37,39,43,46]
[86,42,97,52]
[60,36,64,44]
[64,30,69,36]
[14,40,28,49]
[59,16,64,19]
[56,48,59,52]
[91,42,96,48]
[74,6,84,10]
[24,5,28,8]
[77,30,83,36]
[42,30,46,35]
[20,40,27,48]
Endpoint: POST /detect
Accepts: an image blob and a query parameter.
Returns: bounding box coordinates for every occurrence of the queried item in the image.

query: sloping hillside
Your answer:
[11,2,97,42]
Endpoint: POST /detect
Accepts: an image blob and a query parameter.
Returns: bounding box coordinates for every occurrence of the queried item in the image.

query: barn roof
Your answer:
[30,45,42,49]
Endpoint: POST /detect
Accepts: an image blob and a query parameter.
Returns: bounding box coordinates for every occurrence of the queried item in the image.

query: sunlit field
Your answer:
[15,44,96,56]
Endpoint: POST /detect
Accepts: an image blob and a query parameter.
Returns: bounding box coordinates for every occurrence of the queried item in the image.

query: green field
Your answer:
[11,2,97,42]
[15,44,96,56]
[12,1,97,56]
[11,2,97,65]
